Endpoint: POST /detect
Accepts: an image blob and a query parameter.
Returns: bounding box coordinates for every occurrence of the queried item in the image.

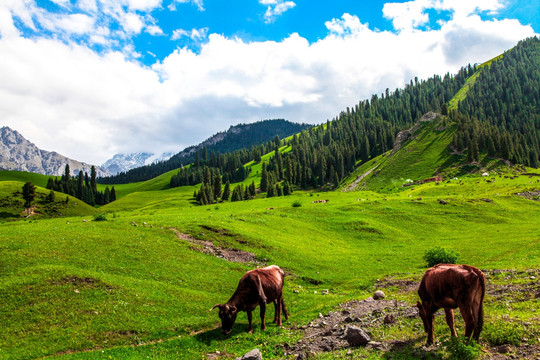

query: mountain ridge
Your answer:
[0,126,110,177]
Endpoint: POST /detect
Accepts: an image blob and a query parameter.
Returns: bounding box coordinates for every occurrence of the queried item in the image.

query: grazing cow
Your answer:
[417,264,485,344]
[210,265,288,334]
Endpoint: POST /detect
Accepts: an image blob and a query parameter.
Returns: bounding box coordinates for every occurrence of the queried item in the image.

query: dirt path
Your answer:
[344,165,378,192]
[169,227,263,265]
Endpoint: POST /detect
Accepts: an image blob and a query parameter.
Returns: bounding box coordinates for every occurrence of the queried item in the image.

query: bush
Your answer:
[292,201,302,208]
[483,320,524,346]
[423,246,460,267]
[93,212,108,221]
[443,336,481,360]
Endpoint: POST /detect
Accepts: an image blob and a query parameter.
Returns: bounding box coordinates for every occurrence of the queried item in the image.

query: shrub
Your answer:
[292,201,302,208]
[443,336,481,360]
[93,212,108,221]
[423,246,460,267]
[483,320,524,346]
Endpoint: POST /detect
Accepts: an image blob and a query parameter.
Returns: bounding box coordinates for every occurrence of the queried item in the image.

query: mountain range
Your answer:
[0,119,310,180]
[101,152,173,176]
[0,126,110,177]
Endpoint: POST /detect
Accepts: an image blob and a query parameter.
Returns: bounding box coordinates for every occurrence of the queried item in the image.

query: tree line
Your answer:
[46,165,117,206]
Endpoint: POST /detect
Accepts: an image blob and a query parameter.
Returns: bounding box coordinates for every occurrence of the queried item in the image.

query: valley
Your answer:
[0,38,539,359]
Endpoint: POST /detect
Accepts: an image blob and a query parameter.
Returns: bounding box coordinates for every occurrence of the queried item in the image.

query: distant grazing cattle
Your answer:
[211,265,288,334]
[417,264,485,344]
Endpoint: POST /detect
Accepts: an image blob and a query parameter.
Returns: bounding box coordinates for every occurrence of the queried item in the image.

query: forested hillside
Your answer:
[454,37,539,167]
[99,119,310,184]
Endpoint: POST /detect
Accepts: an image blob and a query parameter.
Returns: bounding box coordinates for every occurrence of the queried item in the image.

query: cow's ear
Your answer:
[210,304,222,311]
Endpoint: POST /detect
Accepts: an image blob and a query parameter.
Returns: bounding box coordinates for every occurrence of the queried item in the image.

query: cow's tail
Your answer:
[475,269,486,341]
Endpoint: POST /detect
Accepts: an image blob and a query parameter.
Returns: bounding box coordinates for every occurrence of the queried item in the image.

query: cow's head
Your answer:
[210,304,238,334]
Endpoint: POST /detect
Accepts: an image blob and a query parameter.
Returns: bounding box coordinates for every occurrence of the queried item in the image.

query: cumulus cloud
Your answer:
[0,0,536,165]
[260,0,296,23]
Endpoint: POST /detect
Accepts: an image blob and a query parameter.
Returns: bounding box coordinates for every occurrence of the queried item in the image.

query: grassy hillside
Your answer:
[0,170,53,188]
[0,181,97,220]
[1,171,539,359]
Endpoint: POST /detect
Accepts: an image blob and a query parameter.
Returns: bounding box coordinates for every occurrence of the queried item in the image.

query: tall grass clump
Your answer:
[423,246,460,267]
[483,320,524,346]
[443,336,482,360]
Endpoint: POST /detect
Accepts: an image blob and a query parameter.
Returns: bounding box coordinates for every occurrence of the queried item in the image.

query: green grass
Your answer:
[0,170,54,188]
[0,181,97,220]
[0,172,539,359]
[344,116,459,193]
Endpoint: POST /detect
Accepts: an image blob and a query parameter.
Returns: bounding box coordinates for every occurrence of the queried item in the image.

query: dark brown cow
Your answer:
[417,264,485,344]
[210,265,288,334]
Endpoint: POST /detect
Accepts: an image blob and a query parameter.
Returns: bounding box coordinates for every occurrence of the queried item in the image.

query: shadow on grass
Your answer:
[382,338,444,360]
[193,324,248,346]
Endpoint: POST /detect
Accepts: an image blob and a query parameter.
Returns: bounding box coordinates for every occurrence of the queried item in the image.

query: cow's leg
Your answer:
[458,305,475,341]
[275,298,282,325]
[426,312,435,345]
[444,308,457,337]
[260,302,267,331]
[247,310,253,333]
[282,297,289,321]
[273,299,279,324]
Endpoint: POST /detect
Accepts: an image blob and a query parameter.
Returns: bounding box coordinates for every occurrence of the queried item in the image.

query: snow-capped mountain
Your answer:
[0,126,110,177]
[101,152,173,175]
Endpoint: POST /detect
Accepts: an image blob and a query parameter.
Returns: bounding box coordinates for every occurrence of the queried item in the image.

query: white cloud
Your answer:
[171,27,208,41]
[0,0,536,165]
[383,0,507,32]
[169,0,204,11]
[260,0,296,23]
[146,24,164,36]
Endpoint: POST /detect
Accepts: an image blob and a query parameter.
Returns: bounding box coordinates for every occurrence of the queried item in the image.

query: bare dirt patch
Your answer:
[284,298,417,358]
[169,228,263,265]
[285,269,540,359]
[516,190,540,201]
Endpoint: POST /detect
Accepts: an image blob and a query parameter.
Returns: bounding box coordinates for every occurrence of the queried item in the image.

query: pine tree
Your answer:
[46,189,55,203]
[213,174,222,200]
[260,162,269,192]
[22,182,36,216]
[222,181,231,201]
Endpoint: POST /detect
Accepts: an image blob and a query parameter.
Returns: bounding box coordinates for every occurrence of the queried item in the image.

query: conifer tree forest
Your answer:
[46,165,116,206]
[180,37,539,205]
[454,37,539,167]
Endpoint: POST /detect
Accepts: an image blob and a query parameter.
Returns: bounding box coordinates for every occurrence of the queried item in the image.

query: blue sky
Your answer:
[0,0,537,165]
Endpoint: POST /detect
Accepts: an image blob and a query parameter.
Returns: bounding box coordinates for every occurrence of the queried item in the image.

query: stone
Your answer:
[373,290,385,300]
[495,344,512,354]
[236,348,263,360]
[383,314,396,324]
[344,325,370,346]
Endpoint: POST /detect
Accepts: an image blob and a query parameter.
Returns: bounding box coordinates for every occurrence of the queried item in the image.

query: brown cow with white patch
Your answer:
[417,264,485,344]
[210,265,288,334]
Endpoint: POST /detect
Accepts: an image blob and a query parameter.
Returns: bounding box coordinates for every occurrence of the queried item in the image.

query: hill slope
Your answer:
[99,119,311,184]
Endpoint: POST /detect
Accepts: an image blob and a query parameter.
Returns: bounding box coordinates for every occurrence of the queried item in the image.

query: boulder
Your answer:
[344,325,370,346]
[236,348,263,360]
[373,290,386,300]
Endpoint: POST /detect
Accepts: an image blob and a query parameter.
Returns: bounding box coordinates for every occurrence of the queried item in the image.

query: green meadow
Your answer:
[0,166,539,359]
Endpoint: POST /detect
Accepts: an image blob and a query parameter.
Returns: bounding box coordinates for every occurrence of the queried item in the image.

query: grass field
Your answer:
[1,169,539,359]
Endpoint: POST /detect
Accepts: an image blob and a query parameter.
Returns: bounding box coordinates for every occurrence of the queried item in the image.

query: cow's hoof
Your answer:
[247,329,254,334]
